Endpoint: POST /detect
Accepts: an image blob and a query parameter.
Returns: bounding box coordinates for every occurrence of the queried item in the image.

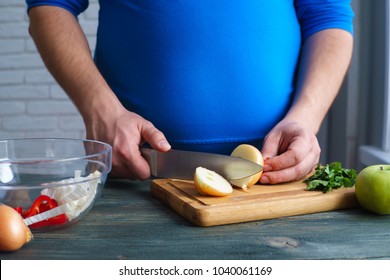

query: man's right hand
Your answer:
[86,108,171,180]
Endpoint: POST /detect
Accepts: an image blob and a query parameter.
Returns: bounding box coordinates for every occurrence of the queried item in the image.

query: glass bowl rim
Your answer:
[0,138,112,190]
[0,137,112,163]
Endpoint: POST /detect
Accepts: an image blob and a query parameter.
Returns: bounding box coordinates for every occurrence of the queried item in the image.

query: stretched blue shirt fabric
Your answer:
[26,0,354,154]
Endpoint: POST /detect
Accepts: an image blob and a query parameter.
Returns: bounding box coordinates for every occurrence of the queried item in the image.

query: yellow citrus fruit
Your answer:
[229,144,264,190]
[194,166,233,197]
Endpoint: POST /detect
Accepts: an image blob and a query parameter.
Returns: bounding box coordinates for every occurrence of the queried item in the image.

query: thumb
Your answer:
[141,121,171,152]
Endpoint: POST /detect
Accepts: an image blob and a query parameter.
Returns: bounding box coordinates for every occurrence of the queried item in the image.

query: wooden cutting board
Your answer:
[150,178,359,226]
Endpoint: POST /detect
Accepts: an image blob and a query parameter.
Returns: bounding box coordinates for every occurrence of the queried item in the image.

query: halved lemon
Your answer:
[230,144,264,190]
[194,166,233,196]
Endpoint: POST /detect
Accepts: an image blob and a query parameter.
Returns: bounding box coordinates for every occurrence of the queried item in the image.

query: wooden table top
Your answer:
[1,179,390,260]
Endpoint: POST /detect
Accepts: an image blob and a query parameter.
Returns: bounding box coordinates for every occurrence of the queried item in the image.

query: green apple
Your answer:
[355,165,390,214]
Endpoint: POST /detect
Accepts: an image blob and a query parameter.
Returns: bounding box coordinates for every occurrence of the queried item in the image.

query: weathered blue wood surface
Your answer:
[1,179,389,260]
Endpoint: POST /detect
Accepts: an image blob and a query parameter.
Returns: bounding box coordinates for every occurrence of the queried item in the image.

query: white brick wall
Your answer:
[0,0,99,140]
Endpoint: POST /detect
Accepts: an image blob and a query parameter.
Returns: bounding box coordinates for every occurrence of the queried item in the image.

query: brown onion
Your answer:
[0,204,33,251]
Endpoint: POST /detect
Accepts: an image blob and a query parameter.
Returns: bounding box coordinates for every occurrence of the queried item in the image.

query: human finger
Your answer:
[261,131,281,161]
[110,134,151,180]
[262,141,320,184]
[140,121,171,152]
[264,140,312,172]
[260,149,318,184]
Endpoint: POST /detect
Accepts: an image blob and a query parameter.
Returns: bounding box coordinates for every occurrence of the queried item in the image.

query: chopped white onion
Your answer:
[41,170,101,221]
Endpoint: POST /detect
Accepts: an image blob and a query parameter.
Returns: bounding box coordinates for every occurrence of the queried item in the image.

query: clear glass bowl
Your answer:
[0,138,112,231]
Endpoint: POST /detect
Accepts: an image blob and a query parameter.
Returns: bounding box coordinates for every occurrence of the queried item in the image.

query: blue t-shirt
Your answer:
[26,0,354,154]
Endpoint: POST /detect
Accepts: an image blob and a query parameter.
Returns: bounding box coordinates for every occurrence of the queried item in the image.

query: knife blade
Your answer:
[140,148,263,181]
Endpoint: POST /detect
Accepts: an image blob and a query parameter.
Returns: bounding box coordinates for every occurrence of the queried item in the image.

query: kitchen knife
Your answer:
[140,147,263,181]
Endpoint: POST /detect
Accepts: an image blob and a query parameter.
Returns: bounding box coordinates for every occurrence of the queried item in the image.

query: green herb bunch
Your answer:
[304,162,357,193]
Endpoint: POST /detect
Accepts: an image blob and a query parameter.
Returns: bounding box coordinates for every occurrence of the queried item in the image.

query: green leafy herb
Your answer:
[304,162,357,193]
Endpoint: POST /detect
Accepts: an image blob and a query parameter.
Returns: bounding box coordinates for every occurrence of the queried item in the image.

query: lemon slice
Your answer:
[230,144,264,190]
[194,167,233,196]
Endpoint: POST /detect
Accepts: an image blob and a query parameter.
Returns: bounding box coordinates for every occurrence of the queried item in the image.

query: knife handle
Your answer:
[140,147,157,176]
[140,147,151,161]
